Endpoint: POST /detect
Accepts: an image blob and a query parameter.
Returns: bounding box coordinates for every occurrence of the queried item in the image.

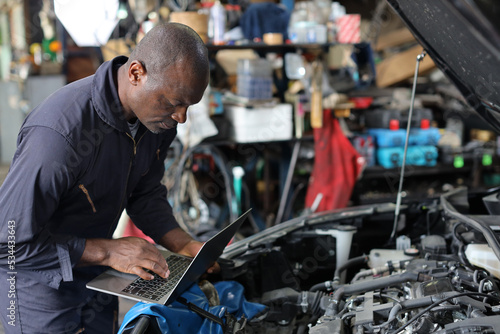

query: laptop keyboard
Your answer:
[121,255,192,301]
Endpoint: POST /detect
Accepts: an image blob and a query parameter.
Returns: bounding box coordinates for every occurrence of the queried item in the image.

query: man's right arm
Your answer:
[0,127,85,289]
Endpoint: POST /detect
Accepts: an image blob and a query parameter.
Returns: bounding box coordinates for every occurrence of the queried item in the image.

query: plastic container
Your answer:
[409,127,441,146]
[224,104,293,143]
[237,58,273,100]
[406,145,438,166]
[368,128,407,147]
[209,0,226,45]
[376,147,403,168]
[351,134,375,167]
[365,109,401,129]
[465,244,500,279]
[365,109,433,129]
[288,22,325,44]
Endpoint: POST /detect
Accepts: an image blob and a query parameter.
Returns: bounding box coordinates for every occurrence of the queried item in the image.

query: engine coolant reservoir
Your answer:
[465,244,500,279]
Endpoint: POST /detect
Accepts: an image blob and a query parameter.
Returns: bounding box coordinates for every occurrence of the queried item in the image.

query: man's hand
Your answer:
[159,228,220,274]
[177,240,220,274]
[79,237,170,280]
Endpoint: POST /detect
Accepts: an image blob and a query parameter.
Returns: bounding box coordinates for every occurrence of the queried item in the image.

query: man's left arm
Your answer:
[126,134,180,242]
[125,134,203,254]
[158,227,219,274]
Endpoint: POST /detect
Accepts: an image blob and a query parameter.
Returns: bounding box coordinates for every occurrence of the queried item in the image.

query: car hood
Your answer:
[387,0,500,133]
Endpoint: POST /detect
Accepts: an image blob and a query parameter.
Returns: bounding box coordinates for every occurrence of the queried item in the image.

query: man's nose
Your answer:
[171,106,188,124]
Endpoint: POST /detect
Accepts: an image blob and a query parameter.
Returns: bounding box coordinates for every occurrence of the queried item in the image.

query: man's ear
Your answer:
[128,60,147,86]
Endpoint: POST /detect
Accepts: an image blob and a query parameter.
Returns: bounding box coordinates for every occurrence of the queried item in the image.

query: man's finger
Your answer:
[131,266,155,280]
[138,259,170,278]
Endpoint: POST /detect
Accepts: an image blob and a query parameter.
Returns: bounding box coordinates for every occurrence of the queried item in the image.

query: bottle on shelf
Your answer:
[209,0,226,45]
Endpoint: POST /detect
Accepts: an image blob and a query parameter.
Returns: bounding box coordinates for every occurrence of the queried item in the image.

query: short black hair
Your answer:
[128,22,209,84]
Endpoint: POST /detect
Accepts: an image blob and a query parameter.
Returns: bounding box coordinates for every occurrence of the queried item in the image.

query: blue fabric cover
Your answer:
[118,281,267,334]
[240,3,290,40]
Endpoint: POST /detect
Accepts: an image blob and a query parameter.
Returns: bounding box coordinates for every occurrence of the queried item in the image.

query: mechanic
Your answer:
[0,22,211,333]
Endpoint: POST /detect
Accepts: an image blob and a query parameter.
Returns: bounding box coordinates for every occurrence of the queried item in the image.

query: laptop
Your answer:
[86,209,251,305]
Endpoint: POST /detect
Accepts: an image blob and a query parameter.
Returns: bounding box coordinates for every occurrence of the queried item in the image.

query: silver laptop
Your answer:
[86,209,251,305]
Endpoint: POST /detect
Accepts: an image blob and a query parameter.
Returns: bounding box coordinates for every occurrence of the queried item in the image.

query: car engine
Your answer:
[218,187,500,333]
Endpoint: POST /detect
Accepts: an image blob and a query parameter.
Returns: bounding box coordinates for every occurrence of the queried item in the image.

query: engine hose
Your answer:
[370,303,403,331]
[308,255,370,292]
[344,270,420,296]
[309,291,325,317]
[309,280,338,292]
[330,271,421,315]
[442,190,500,263]
[333,254,369,284]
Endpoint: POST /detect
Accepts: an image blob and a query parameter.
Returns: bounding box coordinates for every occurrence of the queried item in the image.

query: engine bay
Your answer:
[217,187,500,333]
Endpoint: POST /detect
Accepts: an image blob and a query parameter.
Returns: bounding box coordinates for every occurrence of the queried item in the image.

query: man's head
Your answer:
[119,22,209,134]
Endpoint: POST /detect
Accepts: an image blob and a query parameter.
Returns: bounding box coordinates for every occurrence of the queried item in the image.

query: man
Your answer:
[0,23,211,333]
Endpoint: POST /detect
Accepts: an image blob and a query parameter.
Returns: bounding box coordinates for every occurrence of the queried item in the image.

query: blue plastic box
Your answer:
[376,146,439,168]
[377,147,404,168]
[407,145,438,166]
[409,128,441,146]
[368,129,407,147]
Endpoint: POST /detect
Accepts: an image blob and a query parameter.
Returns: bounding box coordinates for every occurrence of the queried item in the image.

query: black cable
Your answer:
[333,254,369,283]
[283,182,306,220]
[391,292,500,334]
[426,210,431,236]
[378,293,401,303]
[452,221,467,244]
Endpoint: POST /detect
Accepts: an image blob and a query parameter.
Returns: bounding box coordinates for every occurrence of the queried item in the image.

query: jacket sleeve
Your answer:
[0,126,86,289]
[126,134,180,243]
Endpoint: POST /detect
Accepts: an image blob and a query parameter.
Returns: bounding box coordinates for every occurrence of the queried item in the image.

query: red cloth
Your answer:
[305,110,365,211]
[123,219,155,243]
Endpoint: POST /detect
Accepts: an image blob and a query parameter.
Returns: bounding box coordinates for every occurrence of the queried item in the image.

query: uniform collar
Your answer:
[91,56,130,133]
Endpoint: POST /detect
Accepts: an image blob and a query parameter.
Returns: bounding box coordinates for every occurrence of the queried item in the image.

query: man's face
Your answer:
[128,61,208,134]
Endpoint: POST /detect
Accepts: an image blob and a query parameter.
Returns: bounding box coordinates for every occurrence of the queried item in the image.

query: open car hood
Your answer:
[387,0,500,132]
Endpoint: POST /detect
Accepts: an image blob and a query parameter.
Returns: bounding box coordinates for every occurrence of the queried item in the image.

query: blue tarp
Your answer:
[118,281,267,334]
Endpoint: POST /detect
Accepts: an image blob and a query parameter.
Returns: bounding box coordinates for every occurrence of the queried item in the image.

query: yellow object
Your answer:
[334,108,351,118]
[310,91,323,128]
[263,33,283,45]
[169,12,209,43]
[310,60,323,129]
[29,43,41,55]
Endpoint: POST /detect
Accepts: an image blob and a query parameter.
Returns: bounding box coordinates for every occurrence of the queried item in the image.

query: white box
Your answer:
[225,104,293,143]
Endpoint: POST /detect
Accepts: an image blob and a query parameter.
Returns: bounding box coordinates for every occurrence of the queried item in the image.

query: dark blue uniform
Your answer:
[0,56,180,333]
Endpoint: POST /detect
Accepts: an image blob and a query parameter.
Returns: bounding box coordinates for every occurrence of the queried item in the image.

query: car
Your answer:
[217,0,500,332]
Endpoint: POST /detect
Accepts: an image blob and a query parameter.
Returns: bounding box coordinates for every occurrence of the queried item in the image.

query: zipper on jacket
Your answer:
[106,132,147,237]
[156,148,160,160]
[79,184,97,213]
[125,132,147,157]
